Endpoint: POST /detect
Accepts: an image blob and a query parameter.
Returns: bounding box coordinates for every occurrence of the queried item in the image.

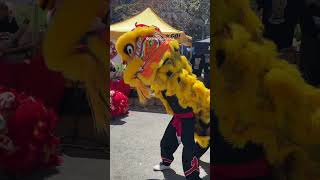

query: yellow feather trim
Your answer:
[43,0,109,135]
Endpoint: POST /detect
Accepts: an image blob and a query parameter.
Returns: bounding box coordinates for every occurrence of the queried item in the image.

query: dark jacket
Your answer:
[0,16,19,33]
[190,54,205,77]
[257,0,301,50]
[258,0,320,48]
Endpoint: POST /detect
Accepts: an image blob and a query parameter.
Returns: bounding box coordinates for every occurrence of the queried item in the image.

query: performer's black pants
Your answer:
[160,117,204,180]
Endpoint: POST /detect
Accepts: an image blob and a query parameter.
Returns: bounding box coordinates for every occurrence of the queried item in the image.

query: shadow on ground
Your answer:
[61,147,108,160]
[163,169,186,180]
[56,114,110,160]
[0,167,59,180]
[23,168,59,180]
[147,160,211,180]
[110,117,127,125]
[166,160,210,180]
[200,160,210,177]
[146,169,185,180]
[59,136,109,160]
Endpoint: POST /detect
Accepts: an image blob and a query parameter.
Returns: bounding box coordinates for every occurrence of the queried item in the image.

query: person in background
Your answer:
[186,47,192,60]
[299,0,320,86]
[203,54,210,88]
[257,0,320,86]
[179,46,192,60]
[190,52,205,79]
[0,1,20,58]
[0,1,18,34]
[16,18,33,47]
[257,0,299,50]
[0,17,33,63]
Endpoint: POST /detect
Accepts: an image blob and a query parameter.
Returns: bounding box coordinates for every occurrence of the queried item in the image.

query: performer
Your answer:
[116,24,210,179]
[153,92,208,180]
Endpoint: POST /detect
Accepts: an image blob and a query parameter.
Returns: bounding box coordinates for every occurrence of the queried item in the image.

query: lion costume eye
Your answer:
[124,44,134,57]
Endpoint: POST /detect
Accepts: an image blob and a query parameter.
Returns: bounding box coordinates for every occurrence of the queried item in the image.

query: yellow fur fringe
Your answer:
[213,0,320,179]
[43,0,109,135]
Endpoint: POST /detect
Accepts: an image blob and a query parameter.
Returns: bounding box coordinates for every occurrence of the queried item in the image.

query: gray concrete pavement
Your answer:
[111,111,210,180]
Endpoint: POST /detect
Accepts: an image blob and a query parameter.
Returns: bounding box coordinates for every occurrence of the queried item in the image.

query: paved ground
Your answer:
[111,111,210,180]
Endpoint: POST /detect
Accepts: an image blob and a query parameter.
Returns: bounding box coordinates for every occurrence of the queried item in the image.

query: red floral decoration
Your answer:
[110,79,131,97]
[0,87,61,175]
[110,90,129,118]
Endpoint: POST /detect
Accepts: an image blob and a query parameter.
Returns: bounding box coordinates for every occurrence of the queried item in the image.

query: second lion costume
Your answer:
[213,0,320,179]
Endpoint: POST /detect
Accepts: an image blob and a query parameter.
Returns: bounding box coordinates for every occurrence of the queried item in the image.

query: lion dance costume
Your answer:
[0,87,60,176]
[116,24,210,179]
[213,0,320,179]
[41,0,108,136]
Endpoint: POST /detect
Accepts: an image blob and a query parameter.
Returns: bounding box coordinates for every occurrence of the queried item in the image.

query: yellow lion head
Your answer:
[116,24,181,102]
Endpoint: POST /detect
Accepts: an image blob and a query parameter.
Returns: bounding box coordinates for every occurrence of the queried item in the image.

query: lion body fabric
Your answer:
[43,0,109,135]
[116,26,210,148]
[213,0,320,179]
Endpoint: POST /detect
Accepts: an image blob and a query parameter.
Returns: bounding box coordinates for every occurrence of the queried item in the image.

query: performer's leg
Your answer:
[160,120,180,165]
[195,142,210,159]
[181,118,201,180]
[195,127,211,159]
[153,118,179,171]
[160,118,180,164]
